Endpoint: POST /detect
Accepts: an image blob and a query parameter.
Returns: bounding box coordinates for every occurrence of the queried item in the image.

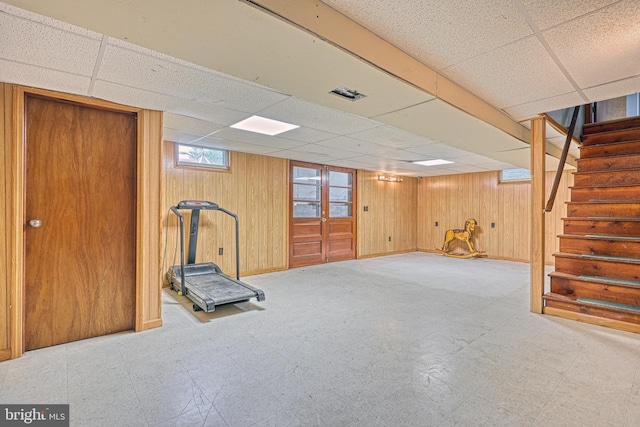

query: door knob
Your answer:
[28,219,42,228]
[321,217,327,222]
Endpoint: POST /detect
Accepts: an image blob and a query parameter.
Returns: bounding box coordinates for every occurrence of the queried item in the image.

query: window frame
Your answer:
[174,142,230,171]
[499,168,531,183]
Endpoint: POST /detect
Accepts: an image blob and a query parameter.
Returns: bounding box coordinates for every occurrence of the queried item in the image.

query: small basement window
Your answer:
[176,143,229,170]
[500,168,531,182]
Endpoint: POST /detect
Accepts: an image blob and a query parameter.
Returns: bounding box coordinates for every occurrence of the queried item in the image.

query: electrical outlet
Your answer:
[491,223,495,228]
[435,221,439,226]
[388,236,391,242]
[218,248,224,255]
[364,206,369,211]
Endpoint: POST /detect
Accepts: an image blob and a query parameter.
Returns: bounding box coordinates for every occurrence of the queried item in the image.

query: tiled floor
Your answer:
[2,252,640,426]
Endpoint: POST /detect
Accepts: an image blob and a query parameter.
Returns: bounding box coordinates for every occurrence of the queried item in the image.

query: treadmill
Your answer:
[166,200,265,312]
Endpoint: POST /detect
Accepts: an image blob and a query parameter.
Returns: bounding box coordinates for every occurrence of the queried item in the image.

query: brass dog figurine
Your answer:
[437,219,485,258]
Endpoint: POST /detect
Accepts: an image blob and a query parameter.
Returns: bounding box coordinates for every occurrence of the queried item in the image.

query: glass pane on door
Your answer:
[329,171,352,187]
[329,187,352,202]
[330,203,352,218]
[293,201,321,218]
[294,167,322,183]
[294,184,321,201]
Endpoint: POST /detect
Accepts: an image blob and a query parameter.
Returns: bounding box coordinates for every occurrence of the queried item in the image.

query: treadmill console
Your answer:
[177,200,220,210]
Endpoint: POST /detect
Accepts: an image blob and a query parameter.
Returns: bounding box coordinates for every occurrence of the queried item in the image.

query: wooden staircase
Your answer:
[544,116,640,332]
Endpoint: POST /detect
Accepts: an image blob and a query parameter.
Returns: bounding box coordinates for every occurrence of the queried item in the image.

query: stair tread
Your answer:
[578,152,640,159]
[582,122,640,136]
[544,292,640,313]
[562,217,640,221]
[567,200,640,204]
[579,139,640,148]
[583,115,640,127]
[560,234,640,241]
[583,199,640,203]
[580,275,640,287]
[577,297,640,313]
[573,168,639,175]
[550,271,640,287]
[570,183,640,189]
[553,252,640,263]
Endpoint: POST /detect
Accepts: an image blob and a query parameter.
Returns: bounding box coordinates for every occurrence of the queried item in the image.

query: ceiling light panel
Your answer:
[230,115,300,136]
[413,159,454,166]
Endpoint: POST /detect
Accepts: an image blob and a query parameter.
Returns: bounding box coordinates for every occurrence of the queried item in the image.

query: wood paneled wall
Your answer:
[0,84,162,361]
[357,171,418,257]
[0,84,10,360]
[417,170,573,264]
[162,142,288,276]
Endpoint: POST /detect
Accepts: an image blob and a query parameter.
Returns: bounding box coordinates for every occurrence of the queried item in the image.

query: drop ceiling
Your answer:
[1,0,638,177]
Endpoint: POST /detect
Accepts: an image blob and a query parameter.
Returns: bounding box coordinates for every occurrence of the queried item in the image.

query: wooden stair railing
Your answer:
[545,106,580,212]
[544,115,640,332]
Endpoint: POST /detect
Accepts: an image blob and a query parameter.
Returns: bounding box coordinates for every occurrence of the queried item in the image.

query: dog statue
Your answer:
[439,218,482,257]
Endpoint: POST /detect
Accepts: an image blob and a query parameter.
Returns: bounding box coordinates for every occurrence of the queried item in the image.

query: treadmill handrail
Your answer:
[169,201,241,282]
[170,206,187,296]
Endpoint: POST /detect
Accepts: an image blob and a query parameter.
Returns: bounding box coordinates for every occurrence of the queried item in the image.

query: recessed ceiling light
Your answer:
[412,159,454,167]
[230,115,299,136]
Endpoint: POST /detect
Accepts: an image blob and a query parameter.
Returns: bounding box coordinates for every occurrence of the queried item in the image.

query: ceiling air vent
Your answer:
[330,86,366,101]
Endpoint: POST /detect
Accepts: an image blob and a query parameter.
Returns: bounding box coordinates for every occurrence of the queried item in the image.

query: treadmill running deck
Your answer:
[168,263,265,312]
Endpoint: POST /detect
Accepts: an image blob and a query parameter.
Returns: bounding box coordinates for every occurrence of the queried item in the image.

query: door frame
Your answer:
[5,85,163,359]
[289,160,357,267]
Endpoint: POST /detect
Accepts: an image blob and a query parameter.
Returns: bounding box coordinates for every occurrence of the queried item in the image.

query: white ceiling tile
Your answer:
[488,147,565,171]
[0,3,102,38]
[196,138,282,155]
[98,44,289,113]
[279,143,360,159]
[315,136,394,155]
[385,150,431,162]
[209,128,306,151]
[453,154,505,166]
[443,36,574,109]
[91,81,248,125]
[483,147,530,169]
[543,0,640,89]
[476,161,519,170]
[324,0,532,69]
[268,149,342,164]
[503,91,585,120]
[520,0,620,30]
[163,113,223,137]
[278,127,338,144]
[583,75,640,104]
[0,12,100,75]
[446,164,490,174]
[404,142,474,159]
[258,98,380,135]
[347,125,439,149]
[325,160,379,170]
[162,129,224,146]
[376,99,529,158]
[0,58,91,94]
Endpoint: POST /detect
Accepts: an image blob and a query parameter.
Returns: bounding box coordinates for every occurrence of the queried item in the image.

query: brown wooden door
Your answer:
[289,161,356,267]
[24,95,137,350]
